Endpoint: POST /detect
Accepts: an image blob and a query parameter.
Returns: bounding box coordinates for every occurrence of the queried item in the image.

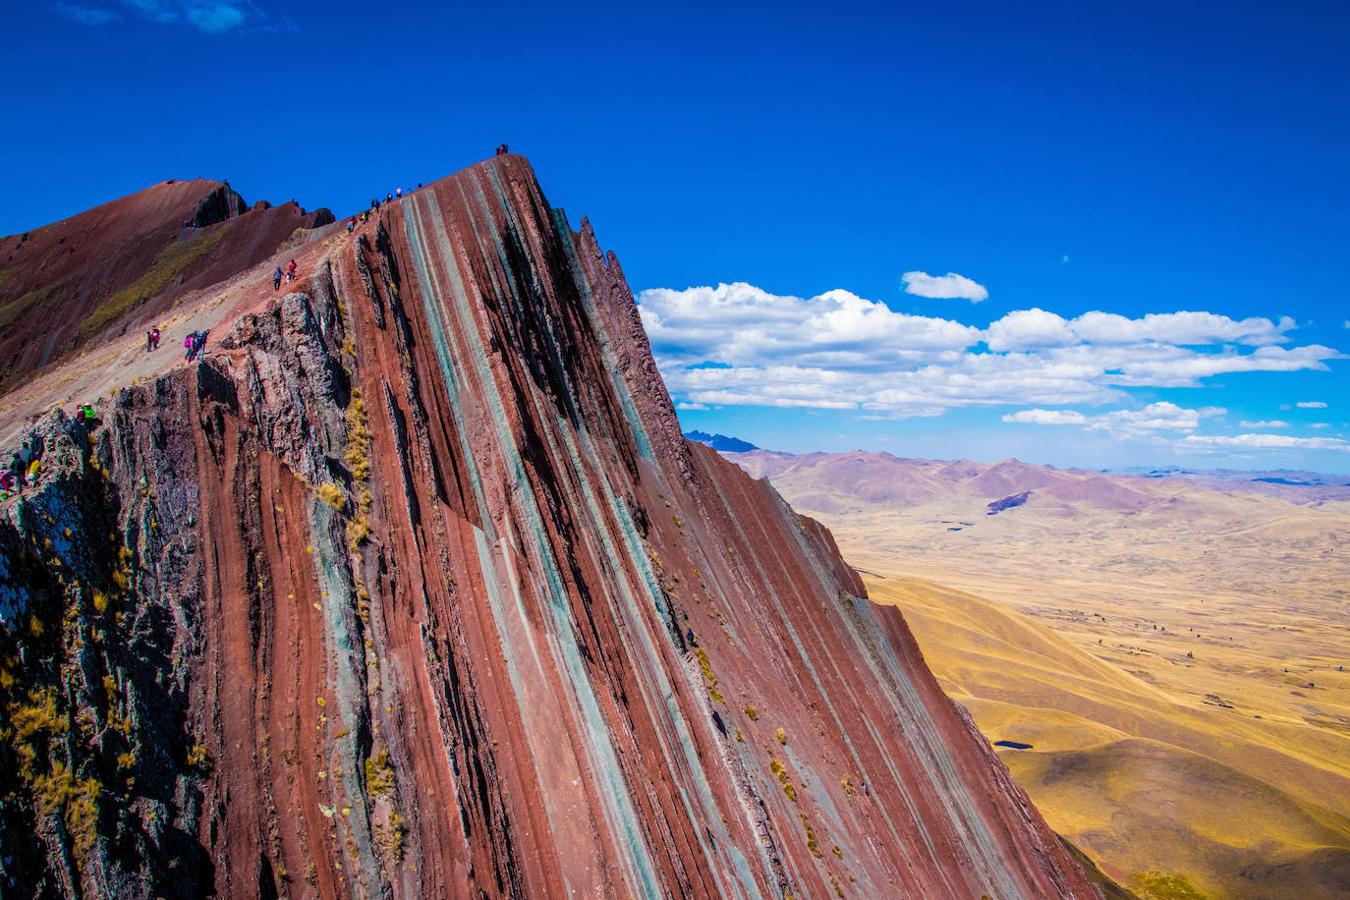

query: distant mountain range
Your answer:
[1122,465,1350,488]
[719,448,1350,509]
[682,430,758,452]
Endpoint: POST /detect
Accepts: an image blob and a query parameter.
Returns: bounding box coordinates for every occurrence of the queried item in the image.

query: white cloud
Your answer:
[986,309,1297,351]
[1086,402,1224,435]
[901,271,989,302]
[637,282,1343,418]
[1296,400,1327,408]
[1181,434,1350,452]
[65,1,254,31]
[639,283,980,371]
[1004,402,1228,437]
[1079,311,1295,346]
[675,401,708,411]
[55,2,120,24]
[1309,422,1330,429]
[985,308,1074,351]
[185,3,246,31]
[1239,420,1290,429]
[1095,344,1339,388]
[1002,409,1088,425]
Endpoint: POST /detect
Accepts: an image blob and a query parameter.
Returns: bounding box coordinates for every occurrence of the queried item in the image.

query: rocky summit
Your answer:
[0,156,1096,898]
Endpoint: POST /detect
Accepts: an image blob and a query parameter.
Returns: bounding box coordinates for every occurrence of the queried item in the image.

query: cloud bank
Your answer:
[637,282,1340,419]
[1181,434,1350,452]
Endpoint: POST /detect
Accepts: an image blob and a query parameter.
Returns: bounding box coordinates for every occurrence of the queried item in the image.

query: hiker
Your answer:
[273,265,283,291]
[185,330,208,362]
[184,332,199,361]
[417,181,423,190]
[26,457,40,485]
[346,218,355,234]
[286,259,298,283]
[8,452,26,489]
[371,198,379,210]
[80,404,97,426]
[395,186,402,199]
[386,192,393,204]
[146,326,160,351]
[27,429,43,461]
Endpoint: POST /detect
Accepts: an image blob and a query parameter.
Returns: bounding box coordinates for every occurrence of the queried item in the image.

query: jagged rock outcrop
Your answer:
[0,156,1098,898]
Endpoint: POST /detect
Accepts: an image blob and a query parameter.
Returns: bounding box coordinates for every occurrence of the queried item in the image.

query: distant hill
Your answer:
[683,430,758,452]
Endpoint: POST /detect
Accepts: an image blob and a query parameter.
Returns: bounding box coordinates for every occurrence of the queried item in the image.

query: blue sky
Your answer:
[5,1,1348,471]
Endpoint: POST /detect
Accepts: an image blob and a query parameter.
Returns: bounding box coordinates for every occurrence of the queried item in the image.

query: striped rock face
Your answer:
[0,156,1096,898]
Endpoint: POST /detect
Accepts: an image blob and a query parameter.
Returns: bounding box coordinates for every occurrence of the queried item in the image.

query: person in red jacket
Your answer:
[286,259,298,283]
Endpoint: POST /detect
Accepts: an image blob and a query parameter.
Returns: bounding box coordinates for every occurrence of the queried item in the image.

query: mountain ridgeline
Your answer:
[0,157,1095,898]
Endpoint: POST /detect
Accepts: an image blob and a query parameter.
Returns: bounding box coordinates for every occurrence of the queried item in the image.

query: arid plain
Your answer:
[730,450,1350,899]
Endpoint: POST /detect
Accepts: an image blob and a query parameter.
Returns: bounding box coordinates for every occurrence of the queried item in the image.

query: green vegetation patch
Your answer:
[0,284,56,334]
[80,224,231,338]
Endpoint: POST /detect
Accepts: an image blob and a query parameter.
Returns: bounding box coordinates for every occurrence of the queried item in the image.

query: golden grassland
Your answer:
[767,473,1350,899]
[858,567,1348,899]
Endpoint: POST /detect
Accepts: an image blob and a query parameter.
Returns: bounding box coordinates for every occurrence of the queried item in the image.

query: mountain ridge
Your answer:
[0,156,1095,898]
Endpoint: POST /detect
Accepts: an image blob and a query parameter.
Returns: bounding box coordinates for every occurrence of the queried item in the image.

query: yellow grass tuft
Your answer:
[317,482,345,510]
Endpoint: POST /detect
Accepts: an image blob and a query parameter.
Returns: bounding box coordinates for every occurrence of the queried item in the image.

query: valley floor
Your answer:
[780,480,1349,898]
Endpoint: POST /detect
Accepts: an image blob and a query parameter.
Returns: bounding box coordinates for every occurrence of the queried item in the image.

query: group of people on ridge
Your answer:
[2,407,101,500]
[184,330,209,362]
[272,259,299,291]
[3,428,44,498]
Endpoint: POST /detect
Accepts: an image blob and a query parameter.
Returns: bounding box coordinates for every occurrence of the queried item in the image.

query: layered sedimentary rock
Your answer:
[0,157,1096,898]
